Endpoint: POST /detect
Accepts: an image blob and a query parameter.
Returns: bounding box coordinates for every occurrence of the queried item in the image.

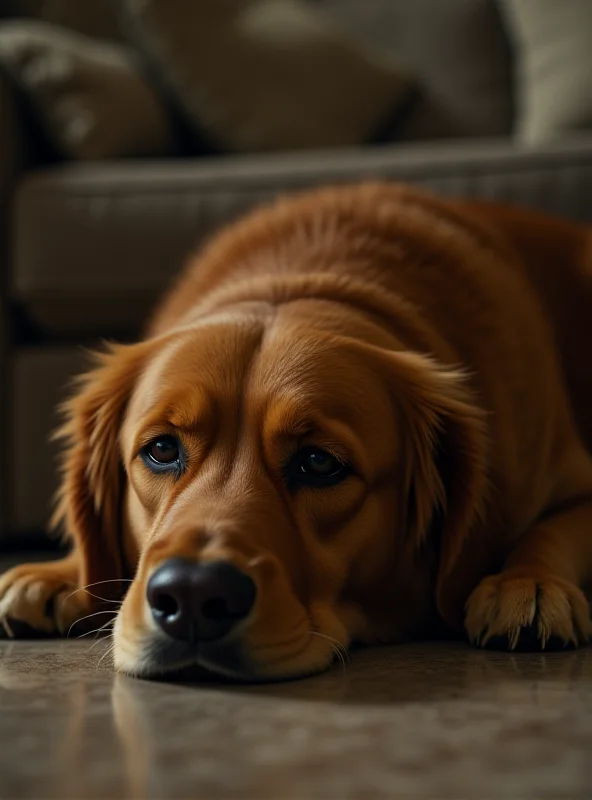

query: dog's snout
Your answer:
[146,559,256,642]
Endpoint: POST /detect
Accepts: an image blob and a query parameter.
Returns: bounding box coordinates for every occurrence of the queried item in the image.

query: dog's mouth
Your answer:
[133,637,262,683]
[118,633,335,684]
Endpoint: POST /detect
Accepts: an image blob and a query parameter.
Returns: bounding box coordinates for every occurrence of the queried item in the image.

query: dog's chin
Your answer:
[115,637,329,685]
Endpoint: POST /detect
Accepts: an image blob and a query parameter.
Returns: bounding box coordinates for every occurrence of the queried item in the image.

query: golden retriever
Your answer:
[1,182,592,680]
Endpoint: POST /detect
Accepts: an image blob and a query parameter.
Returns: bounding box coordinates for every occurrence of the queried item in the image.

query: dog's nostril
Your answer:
[153,592,179,618]
[202,596,230,621]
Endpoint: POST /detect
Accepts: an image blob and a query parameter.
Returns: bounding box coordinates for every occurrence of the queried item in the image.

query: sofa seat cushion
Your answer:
[13,137,592,336]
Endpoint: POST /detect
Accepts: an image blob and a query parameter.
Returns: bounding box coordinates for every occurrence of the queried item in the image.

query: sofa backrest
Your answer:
[3,0,515,142]
[318,0,513,139]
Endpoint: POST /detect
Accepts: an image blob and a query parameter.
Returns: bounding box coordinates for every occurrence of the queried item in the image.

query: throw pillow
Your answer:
[317,0,513,140]
[0,20,175,159]
[501,0,592,142]
[121,0,414,152]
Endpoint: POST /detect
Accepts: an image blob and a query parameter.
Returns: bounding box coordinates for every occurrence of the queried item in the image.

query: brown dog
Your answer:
[1,182,592,680]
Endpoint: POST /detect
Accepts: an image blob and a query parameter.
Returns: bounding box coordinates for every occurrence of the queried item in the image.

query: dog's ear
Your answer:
[389,352,487,556]
[355,343,489,628]
[388,350,489,627]
[51,342,150,593]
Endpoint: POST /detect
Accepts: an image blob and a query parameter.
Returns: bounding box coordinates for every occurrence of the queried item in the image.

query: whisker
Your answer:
[309,631,350,674]
[67,610,118,638]
[79,617,116,642]
[87,629,115,653]
[96,642,116,670]
[309,630,350,657]
[77,590,123,605]
[84,632,114,655]
[62,579,133,606]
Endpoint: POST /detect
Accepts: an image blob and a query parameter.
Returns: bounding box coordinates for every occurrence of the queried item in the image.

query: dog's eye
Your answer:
[300,449,341,476]
[141,435,182,471]
[148,436,179,464]
[290,447,349,487]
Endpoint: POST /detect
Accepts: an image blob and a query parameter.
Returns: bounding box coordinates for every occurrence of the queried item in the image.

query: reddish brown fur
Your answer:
[1,183,592,678]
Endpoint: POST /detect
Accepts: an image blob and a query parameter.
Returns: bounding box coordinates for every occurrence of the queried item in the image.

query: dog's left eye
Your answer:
[141,435,182,472]
[290,447,349,487]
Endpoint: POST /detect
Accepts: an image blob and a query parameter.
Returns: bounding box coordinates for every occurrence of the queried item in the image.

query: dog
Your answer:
[1,182,592,680]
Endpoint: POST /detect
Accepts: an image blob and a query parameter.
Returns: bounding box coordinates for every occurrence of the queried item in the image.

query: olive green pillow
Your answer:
[0,21,175,159]
[121,0,414,152]
[501,0,592,142]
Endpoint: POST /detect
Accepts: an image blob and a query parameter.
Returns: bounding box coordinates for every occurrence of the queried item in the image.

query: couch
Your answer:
[1,0,592,548]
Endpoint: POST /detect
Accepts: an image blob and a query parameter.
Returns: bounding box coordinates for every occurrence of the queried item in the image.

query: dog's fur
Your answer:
[2,182,592,679]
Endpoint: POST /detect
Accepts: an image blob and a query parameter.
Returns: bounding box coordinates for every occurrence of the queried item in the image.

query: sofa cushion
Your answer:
[13,137,592,336]
[500,0,592,142]
[318,0,513,139]
[121,0,414,153]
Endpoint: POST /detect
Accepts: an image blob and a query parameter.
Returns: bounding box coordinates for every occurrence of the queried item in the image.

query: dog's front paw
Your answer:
[465,568,592,650]
[0,561,88,638]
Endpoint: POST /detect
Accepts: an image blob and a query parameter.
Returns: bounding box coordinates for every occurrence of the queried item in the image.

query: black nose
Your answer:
[146,559,256,642]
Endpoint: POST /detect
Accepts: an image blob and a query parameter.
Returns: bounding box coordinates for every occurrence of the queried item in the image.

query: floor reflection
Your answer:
[0,639,590,799]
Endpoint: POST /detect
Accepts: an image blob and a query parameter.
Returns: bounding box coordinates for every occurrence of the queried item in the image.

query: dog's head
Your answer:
[54,288,486,680]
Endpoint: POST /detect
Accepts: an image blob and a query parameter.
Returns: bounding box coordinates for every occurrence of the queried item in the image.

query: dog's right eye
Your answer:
[141,435,182,473]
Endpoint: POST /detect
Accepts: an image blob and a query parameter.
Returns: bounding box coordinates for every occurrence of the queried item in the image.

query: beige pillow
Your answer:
[121,0,414,152]
[0,21,175,159]
[318,0,513,140]
[501,0,592,142]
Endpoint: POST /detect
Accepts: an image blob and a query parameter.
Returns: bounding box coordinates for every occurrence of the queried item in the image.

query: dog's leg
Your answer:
[465,498,592,650]
[0,551,94,637]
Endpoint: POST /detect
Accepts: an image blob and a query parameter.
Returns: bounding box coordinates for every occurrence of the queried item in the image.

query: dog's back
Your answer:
[460,200,592,451]
[151,183,592,451]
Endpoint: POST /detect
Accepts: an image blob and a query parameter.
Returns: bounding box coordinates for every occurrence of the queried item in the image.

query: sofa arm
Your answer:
[0,69,27,538]
[0,69,27,206]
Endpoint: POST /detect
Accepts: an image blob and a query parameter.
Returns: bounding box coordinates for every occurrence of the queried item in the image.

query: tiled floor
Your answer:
[0,636,591,799]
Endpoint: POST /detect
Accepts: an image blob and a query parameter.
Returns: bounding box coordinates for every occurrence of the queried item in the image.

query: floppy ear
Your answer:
[356,343,489,628]
[51,342,150,594]
[388,350,490,627]
[390,352,487,554]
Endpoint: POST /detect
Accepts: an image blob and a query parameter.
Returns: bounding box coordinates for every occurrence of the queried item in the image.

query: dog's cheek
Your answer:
[121,482,155,566]
[312,599,364,646]
[247,554,309,636]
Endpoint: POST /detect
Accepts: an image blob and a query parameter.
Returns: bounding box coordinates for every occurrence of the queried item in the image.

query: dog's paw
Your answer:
[465,568,592,650]
[0,561,88,638]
